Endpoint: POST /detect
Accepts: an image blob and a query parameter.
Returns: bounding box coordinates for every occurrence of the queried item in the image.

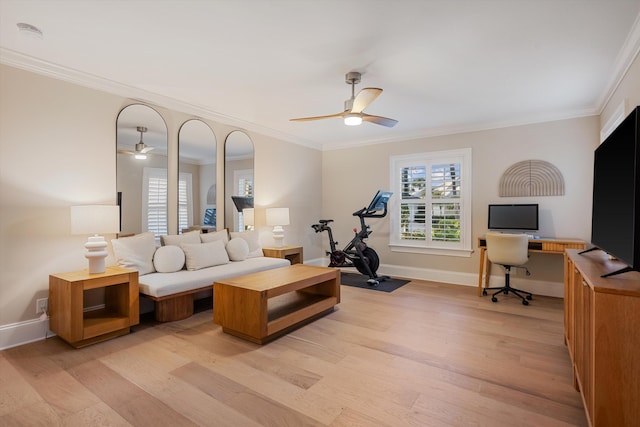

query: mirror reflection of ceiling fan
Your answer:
[117,126,155,159]
[290,72,398,127]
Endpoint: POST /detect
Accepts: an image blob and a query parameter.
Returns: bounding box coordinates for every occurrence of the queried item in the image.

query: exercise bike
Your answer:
[311,191,392,286]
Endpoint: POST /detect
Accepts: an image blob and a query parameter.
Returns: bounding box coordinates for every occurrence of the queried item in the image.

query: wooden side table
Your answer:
[263,245,303,265]
[49,266,139,348]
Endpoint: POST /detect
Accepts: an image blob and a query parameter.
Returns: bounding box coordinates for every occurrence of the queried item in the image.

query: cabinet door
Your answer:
[581,281,593,423]
[564,256,575,352]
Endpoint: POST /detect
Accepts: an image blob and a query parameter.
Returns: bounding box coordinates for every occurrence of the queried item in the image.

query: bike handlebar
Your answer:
[352,201,388,219]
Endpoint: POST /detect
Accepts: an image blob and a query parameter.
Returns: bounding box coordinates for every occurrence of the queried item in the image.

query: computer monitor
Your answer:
[488,204,539,231]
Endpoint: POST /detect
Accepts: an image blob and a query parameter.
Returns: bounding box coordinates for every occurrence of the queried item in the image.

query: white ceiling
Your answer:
[1,0,639,151]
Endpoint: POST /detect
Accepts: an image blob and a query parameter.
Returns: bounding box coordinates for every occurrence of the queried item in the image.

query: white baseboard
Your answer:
[306,258,564,298]
[2,264,563,350]
[0,304,109,350]
[0,318,54,350]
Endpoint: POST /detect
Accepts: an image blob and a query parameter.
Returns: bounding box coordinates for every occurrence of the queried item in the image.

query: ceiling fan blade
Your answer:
[351,88,382,113]
[140,146,155,153]
[117,149,134,155]
[362,113,398,128]
[290,112,345,122]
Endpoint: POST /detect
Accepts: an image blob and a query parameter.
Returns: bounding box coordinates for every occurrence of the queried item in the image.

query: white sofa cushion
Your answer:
[181,240,229,271]
[200,229,229,245]
[111,232,157,275]
[153,245,185,273]
[138,256,291,298]
[160,230,200,246]
[226,237,249,261]
[229,230,262,258]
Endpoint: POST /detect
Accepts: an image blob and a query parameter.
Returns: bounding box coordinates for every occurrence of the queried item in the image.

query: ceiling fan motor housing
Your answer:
[345,71,361,85]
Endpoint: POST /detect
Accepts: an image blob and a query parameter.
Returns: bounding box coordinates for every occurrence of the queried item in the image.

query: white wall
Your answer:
[320,117,599,288]
[601,49,640,131]
[0,64,322,348]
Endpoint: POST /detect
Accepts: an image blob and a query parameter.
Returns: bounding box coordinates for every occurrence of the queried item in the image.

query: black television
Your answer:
[588,106,640,277]
[488,204,539,231]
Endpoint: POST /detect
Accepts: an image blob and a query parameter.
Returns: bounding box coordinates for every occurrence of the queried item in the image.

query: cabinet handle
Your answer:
[582,280,588,287]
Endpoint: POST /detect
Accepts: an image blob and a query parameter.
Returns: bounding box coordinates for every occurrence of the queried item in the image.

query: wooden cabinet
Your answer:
[564,249,640,426]
[262,245,303,265]
[49,266,139,348]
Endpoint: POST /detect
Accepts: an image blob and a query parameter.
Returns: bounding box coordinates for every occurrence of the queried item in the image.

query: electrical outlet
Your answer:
[36,298,48,315]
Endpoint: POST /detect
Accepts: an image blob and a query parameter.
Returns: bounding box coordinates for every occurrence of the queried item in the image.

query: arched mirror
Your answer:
[116,104,168,237]
[224,130,254,232]
[178,119,217,233]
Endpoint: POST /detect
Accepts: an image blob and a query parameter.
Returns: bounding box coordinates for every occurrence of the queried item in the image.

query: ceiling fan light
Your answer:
[134,153,147,160]
[344,113,362,126]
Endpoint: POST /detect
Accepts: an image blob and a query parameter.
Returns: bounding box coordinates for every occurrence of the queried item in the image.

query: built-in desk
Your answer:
[477,236,586,296]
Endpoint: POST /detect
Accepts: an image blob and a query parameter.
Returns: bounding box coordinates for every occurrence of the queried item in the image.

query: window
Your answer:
[142,168,192,237]
[389,148,472,257]
[142,168,168,237]
[178,173,193,232]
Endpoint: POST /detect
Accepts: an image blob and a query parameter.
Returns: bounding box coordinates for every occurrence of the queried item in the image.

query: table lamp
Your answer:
[266,208,289,247]
[71,205,120,274]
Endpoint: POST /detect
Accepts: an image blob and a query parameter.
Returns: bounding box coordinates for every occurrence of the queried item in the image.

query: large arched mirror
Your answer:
[224,130,254,232]
[178,119,217,233]
[116,104,168,237]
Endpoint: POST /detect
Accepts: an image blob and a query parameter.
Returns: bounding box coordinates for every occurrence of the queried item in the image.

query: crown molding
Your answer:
[597,11,640,112]
[0,48,323,151]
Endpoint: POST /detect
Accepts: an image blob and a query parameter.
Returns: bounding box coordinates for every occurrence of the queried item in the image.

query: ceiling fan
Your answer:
[117,126,155,159]
[290,72,398,127]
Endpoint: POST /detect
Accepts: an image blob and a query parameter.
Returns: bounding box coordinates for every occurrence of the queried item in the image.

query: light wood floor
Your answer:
[1,279,587,426]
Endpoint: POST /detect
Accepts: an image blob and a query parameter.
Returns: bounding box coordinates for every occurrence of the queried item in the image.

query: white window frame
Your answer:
[142,167,168,238]
[178,172,193,233]
[389,148,472,257]
[142,168,193,236]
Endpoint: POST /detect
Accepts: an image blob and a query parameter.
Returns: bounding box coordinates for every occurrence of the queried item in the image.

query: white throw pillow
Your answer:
[153,245,185,273]
[181,240,229,271]
[229,230,262,258]
[160,230,200,247]
[226,237,250,261]
[200,229,229,245]
[111,232,157,275]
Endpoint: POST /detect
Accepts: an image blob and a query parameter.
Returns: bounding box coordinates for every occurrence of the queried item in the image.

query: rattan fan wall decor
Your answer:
[499,160,565,197]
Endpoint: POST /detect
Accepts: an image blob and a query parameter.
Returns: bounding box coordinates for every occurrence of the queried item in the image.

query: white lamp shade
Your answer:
[242,208,255,226]
[71,205,120,235]
[266,208,289,226]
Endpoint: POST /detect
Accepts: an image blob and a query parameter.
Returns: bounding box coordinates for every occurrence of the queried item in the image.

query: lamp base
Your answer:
[84,235,108,274]
[272,226,284,248]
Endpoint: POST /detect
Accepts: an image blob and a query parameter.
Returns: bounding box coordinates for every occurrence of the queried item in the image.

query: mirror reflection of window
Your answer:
[116,104,168,238]
[178,119,217,234]
[224,131,254,232]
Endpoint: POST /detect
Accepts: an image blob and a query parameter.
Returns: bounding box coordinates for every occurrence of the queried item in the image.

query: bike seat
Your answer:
[319,219,333,224]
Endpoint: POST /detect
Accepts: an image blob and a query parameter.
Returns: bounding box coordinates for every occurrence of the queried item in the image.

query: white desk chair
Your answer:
[483,231,533,305]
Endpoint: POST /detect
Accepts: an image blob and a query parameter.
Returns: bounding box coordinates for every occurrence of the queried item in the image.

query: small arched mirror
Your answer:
[224,130,254,232]
[116,104,168,237]
[178,119,217,233]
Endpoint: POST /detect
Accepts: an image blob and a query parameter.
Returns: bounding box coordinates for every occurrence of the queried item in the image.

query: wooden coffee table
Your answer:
[213,264,340,344]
